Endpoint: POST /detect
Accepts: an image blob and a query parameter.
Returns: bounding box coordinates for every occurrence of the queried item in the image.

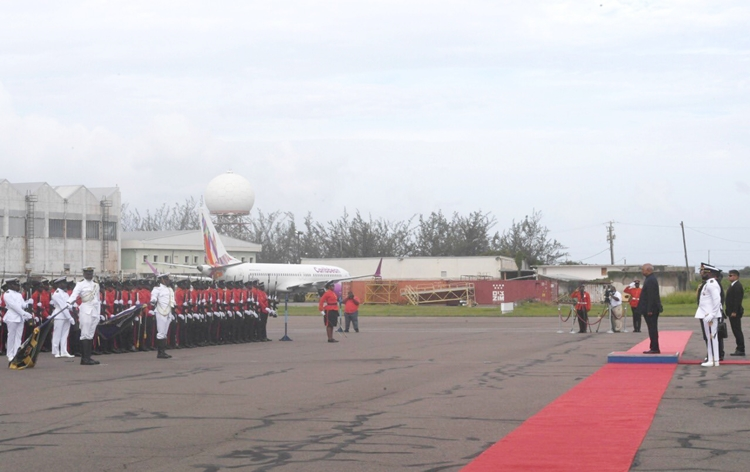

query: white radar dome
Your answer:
[204,171,255,215]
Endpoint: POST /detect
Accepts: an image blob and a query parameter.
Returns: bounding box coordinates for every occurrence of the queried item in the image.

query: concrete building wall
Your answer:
[121,230,260,277]
[0,180,120,278]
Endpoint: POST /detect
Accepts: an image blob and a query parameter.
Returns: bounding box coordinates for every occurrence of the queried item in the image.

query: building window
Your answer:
[194,256,199,264]
[249,257,253,263]
[86,221,100,240]
[8,217,25,237]
[49,219,65,238]
[143,255,148,262]
[241,257,246,262]
[66,220,82,238]
[103,222,117,241]
[153,255,158,262]
[601,268,607,276]
[164,256,170,263]
[441,271,447,278]
[185,256,189,264]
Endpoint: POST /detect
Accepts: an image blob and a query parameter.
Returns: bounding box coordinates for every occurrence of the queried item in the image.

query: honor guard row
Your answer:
[1,268,279,366]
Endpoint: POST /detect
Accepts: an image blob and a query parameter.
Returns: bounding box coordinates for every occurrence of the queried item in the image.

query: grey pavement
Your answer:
[0,316,748,472]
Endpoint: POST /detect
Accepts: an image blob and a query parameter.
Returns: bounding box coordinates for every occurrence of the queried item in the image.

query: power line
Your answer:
[685,226,750,245]
[579,248,610,261]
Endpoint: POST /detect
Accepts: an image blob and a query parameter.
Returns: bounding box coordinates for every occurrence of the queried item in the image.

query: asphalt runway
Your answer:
[1,315,749,472]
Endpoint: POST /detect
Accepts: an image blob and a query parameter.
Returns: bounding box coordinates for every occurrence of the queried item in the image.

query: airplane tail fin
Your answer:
[199,206,240,267]
[144,259,159,276]
[374,258,383,278]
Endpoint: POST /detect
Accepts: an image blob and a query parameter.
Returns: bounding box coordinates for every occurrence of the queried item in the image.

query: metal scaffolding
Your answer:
[24,192,38,274]
[401,282,476,306]
[365,280,400,304]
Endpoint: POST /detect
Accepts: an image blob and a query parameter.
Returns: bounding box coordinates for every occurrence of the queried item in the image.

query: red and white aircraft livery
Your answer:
[162,206,382,294]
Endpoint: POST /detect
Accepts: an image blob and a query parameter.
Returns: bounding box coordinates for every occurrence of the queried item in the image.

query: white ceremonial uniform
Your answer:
[51,288,75,357]
[696,278,722,365]
[67,279,101,340]
[609,290,624,332]
[150,284,175,340]
[2,289,33,361]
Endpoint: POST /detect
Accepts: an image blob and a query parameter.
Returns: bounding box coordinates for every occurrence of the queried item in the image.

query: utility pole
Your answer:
[680,221,691,284]
[606,221,615,265]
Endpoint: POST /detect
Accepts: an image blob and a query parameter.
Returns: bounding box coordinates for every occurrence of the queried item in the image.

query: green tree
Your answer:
[493,210,568,266]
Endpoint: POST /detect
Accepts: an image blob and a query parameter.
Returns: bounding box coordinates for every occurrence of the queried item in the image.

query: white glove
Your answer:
[178,314,185,321]
[70,319,75,325]
[99,314,106,321]
[23,312,32,321]
[321,311,325,316]
[33,316,40,323]
[705,313,715,323]
[25,299,33,307]
[37,302,43,307]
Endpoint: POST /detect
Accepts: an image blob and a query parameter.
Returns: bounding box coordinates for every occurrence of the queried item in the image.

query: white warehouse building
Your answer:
[0,180,120,278]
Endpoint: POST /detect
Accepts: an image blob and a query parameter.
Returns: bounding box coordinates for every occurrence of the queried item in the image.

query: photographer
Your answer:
[343,291,361,333]
[605,285,624,332]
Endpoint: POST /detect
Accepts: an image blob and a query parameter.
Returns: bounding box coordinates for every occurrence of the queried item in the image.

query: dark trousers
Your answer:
[644,313,660,352]
[576,308,588,333]
[700,319,725,359]
[729,316,745,353]
[631,307,642,332]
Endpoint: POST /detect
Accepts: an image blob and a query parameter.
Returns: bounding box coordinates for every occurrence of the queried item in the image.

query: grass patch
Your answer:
[279,302,699,317]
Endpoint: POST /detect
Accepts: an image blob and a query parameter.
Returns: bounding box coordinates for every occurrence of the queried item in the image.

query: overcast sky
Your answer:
[1,1,749,270]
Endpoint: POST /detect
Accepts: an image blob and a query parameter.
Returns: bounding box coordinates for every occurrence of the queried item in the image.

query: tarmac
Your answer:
[1,315,749,472]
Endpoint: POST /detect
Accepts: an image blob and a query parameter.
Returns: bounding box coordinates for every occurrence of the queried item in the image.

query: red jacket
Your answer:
[623,286,641,308]
[571,290,591,311]
[319,290,339,312]
[343,296,360,314]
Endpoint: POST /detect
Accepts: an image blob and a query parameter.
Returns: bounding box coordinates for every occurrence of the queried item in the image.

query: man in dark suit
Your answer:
[726,269,745,356]
[637,263,662,354]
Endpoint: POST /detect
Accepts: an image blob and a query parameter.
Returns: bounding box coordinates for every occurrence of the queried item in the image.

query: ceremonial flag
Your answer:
[8,311,61,370]
[97,304,143,340]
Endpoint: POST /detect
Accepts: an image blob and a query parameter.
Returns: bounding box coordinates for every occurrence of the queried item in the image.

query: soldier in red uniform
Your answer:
[570,283,592,334]
[623,279,642,333]
[318,281,340,343]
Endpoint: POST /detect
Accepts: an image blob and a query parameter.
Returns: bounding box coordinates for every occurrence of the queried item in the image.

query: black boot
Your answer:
[157,338,172,359]
[80,340,100,365]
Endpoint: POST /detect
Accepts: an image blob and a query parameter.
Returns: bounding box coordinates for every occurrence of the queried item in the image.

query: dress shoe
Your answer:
[327,339,338,343]
[643,350,660,354]
[701,361,718,367]
[62,353,75,358]
[54,354,61,358]
[730,351,746,356]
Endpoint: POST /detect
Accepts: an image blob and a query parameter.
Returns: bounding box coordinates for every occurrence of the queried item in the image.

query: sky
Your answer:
[1,1,749,270]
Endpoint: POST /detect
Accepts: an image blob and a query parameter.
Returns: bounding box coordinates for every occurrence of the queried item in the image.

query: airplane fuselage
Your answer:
[198,262,351,293]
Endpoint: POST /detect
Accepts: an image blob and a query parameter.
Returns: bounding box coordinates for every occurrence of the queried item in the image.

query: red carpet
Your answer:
[626,330,693,354]
[462,331,692,472]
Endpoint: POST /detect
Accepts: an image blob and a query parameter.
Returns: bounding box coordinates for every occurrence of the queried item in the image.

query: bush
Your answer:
[662,291,697,305]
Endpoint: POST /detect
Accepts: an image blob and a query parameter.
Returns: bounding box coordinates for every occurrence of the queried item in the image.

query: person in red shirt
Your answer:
[623,279,642,333]
[570,283,591,334]
[343,291,361,333]
[318,282,340,343]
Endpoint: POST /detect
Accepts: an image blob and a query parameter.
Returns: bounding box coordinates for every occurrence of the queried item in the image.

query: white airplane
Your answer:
[161,206,382,294]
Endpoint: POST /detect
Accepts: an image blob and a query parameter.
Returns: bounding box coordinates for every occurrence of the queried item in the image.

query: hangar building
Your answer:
[0,180,120,278]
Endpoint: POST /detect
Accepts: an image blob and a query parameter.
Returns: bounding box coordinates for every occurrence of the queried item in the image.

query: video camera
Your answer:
[603,286,616,304]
